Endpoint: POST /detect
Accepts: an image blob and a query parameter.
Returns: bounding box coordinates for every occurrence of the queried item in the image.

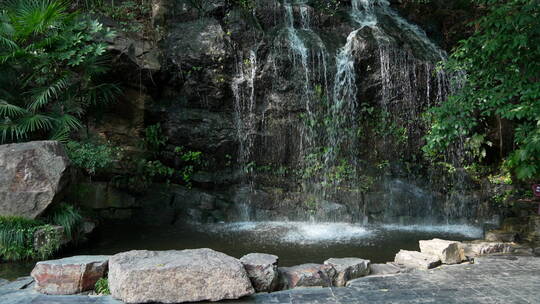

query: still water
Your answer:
[0,221,482,280]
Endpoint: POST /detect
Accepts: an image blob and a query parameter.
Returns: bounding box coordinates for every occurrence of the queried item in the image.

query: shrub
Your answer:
[66,140,121,175]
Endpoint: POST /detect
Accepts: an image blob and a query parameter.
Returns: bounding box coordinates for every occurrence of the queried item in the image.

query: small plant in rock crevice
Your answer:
[94,277,110,295]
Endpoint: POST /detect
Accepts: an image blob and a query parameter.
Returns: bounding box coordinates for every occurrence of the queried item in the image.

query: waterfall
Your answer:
[228,0,471,224]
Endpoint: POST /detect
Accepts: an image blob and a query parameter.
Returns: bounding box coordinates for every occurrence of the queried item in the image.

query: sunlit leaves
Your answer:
[424,0,540,180]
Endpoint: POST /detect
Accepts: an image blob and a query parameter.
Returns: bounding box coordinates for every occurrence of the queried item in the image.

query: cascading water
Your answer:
[232,48,259,220]
[229,0,477,225]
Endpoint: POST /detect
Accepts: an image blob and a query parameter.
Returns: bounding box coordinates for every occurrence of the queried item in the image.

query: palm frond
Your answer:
[54,113,82,131]
[29,76,68,111]
[0,119,24,142]
[17,113,53,134]
[7,0,69,39]
[50,126,69,142]
[86,83,121,106]
[0,100,27,117]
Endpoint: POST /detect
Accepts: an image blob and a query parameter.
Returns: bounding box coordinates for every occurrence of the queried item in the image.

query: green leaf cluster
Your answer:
[0,0,119,143]
[424,0,540,180]
[94,277,110,295]
[0,217,62,261]
[66,140,121,175]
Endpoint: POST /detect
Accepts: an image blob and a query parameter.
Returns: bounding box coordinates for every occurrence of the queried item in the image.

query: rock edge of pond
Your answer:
[1,239,533,304]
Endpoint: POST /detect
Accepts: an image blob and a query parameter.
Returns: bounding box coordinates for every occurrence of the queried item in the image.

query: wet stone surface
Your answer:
[1,255,539,304]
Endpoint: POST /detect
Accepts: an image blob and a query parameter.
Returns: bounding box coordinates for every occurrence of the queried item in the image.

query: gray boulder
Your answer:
[108,249,254,304]
[240,253,279,292]
[419,238,465,264]
[324,258,370,287]
[31,255,109,295]
[394,250,441,270]
[0,141,70,219]
[278,264,336,289]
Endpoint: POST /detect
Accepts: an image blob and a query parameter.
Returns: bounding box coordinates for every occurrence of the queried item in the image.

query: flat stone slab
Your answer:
[3,255,540,304]
[324,258,370,287]
[394,250,441,270]
[368,263,402,276]
[240,253,279,292]
[31,256,109,295]
[108,249,254,303]
[419,238,465,264]
[462,241,514,257]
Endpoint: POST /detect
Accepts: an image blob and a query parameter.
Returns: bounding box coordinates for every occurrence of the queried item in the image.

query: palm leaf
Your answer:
[29,76,68,111]
[50,126,69,142]
[17,113,53,134]
[0,100,27,117]
[54,113,82,131]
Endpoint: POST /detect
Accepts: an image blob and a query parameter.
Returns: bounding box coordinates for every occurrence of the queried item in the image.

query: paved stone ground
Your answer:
[1,255,539,304]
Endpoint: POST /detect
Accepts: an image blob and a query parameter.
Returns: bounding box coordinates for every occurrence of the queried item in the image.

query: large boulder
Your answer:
[394,250,441,270]
[108,249,254,304]
[31,255,109,295]
[278,264,336,289]
[240,253,279,292]
[419,238,465,264]
[0,141,70,219]
[324,258,370,287]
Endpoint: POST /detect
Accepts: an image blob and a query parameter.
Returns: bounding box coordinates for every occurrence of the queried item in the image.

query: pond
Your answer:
[0,221,483,281]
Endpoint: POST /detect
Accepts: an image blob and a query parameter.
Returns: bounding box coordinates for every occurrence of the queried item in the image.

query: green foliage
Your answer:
[113,124,203,191]
[230,0,255,10]
[0,0,119,143]
[0,203,84,261]
[308,0,342,16]
[0,216,62,261]
[423,0,540,180]
[142,123,168,153]
[33,224,63,260]
[66,140,121,175]
[0,216,42,261]
[46,203,82,240]
[94,277,110,295]
[96,0,151,32]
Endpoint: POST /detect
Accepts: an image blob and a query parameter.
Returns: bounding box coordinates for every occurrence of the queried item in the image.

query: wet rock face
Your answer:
[123,0,491,225]
[164,18,233,109]
[0,141,70,219]
[31,256,109,295]
[108,249,254,304]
